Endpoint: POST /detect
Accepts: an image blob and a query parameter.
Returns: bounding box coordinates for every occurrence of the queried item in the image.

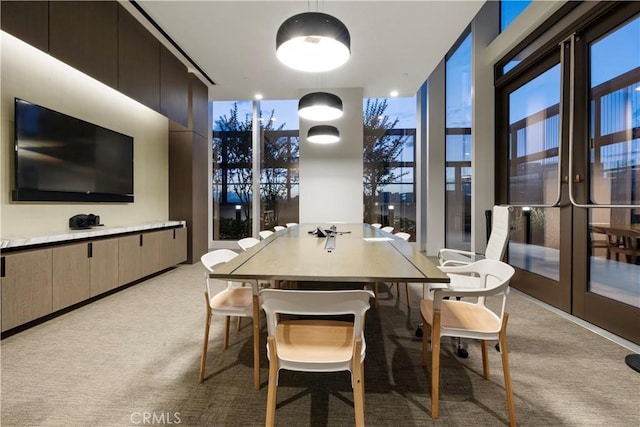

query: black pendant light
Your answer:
[298,92,343,121]
[276,12,351,72]
[307,125,340,144]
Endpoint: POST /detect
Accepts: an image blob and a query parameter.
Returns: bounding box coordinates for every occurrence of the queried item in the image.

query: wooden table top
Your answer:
[209,223,450,284]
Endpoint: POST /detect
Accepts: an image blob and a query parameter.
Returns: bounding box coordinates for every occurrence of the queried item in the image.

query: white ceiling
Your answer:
[135,1,486,101]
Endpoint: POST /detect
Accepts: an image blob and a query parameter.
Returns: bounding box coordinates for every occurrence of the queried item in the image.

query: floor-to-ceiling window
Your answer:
[500,0,532,32]
[445,32,472,250]
[212,100,300,240]
[258,100,300,229]
[363,97,416,238]
[212,101,254,240]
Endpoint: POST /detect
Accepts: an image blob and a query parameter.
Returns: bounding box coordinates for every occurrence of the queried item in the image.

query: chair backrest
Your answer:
[260,289,373,342]
[439,258,515,320]
[395,232,410,241]
[259,230,274,240]
[381,226,394,233]
[285,223,298,227]
[200,249,239,296]
[485,205,511,261]
[238,237,260,251]
[200,249,238,273]
[371,223,382,229]
[273,226,286,231]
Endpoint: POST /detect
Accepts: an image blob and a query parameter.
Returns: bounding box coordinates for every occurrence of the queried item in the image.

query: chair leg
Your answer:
[430,311,442,419]
[481,339,490,380]
[404,282,410,307]
[421,317,431,367]
[266,336,279,427]
[252,295,261,391]
[352,338,365,427]
[199,306,211,383]
[223,316,230,350]
[237,316,242,331]
[499,314,516,427]
[374,283,379,309]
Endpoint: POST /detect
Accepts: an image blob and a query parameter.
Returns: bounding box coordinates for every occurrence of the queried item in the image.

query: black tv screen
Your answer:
[13,98,134,202]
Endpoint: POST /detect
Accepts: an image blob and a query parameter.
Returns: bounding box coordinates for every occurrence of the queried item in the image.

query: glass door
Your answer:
[571,11,640,342]
[498,52,572,311]
[497,2,640,344]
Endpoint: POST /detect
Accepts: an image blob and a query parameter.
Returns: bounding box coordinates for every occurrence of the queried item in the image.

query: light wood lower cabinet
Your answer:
[1,226,187,333]
[52,243,90,311]
[118,234,142,285]
[1,248,53,332]
[90,239,119,296]
[172,227,187,265]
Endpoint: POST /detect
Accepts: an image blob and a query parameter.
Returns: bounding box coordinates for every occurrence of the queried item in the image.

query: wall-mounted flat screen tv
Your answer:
[12,98,134,202]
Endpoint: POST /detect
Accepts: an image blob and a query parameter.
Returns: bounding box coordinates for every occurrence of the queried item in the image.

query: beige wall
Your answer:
[299,87,364,224]
[1,32,169,238]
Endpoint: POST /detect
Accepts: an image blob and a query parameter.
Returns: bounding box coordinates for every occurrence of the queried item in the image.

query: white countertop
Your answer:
[1,221,186,249]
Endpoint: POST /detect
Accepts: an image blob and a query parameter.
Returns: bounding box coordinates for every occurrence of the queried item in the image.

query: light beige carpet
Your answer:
[1,262,638,426]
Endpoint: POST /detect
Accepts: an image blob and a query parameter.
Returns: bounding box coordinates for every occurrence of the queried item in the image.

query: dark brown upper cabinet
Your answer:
[1,1,49,52]
[49,1,118,88]
[189,74,209,138]
[117,4,160,112]
[160,45,189,128]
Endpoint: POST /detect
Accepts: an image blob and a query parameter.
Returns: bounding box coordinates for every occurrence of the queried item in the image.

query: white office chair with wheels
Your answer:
[238,237,260,251]
[259,230,274,240]
[381,226,394,233]
[420,259,516,426]
[425,205,512,357]
[261,289,373,427]
[199,250,261,389]
[438,205,511,266]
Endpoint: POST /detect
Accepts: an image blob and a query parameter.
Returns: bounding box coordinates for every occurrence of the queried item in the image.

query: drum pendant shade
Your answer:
[307,125,340,144]
[298,92,343,121]
[276,12,351,72]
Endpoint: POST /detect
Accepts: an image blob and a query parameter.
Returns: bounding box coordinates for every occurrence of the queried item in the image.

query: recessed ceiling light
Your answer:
[390,90,399,97]
[255,94,263,100]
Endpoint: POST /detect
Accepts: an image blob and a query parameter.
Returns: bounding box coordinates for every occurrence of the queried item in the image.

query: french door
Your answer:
[497,2,639,344]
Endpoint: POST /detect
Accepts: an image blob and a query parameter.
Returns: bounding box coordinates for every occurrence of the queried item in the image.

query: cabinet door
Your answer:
[52,243,90,311]
[118,234,141,286]
[90,239,119,296]
[140,230,173,277]
[1,248,53,332]
[172,227,187,265]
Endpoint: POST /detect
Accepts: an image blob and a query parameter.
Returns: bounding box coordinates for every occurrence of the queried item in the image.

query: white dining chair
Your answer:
[285,222,298,227]
[199,249,261,389]
[261,289,373,427]
[388,232,412,305]
[381,226,394,233]
[238,237,260,251]
[371,223,382,229]
[273,226,285,231]
[259,230,274,240]
[420,259,516,426]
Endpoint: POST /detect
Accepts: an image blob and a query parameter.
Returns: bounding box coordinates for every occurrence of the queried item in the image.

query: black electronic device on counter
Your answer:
[69,214,102,229]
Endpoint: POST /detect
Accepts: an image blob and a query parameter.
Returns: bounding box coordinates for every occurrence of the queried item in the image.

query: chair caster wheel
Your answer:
[415,327,423,338]
[457,346,469,358]
[495,343,501,352]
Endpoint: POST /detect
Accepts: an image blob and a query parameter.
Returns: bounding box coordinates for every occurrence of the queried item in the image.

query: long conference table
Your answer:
[209,223,450,389]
